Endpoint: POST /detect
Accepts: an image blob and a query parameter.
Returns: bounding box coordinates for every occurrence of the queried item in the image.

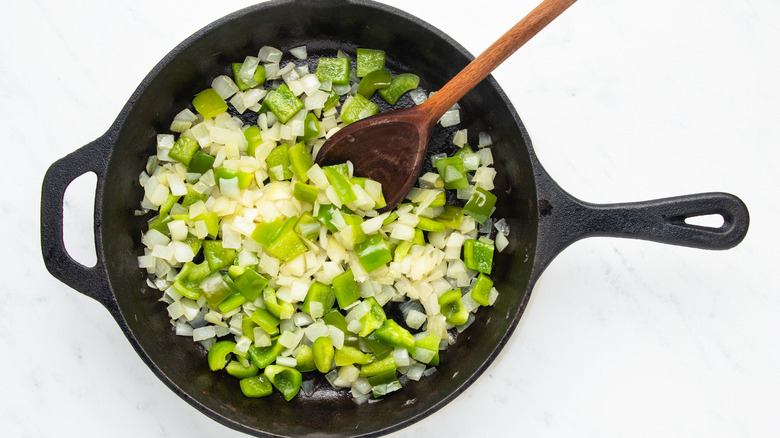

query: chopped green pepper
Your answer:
[230,267,269,302]
[247,341,285,369]
[413,334,440,365]
[172,260,211,300]
[470,273,494,307]
[168,135,200,166]
[251,217,286,247]
[354,234,392,273]
[340,93,379,125]
[331,269,361,309]
[293,211,321,240]
[181,187,208,208]
[357,69,392,97]
[358,297,386,338]
[436,205,464,229]
[463,238,494,274]
[334,346,372,366]
[186,150,215,174]
[288,141,314,182]
[266,143,293,181]
[250,307,280,336]
[302,282,335,316]
[312,336,335,373]
[215,167,253,190]
[226,360,260,379]
[322,309,349,333]
[377,73,420,105]
[356,48,386,77]
[351,177,386,209]
[244,125,263,157]
[207,341,236,371]
[239,374,273,398]
[263,287,295,320]
[315,203,341,233]
[295,344,317,373]
[374,319,415,352]
[264,365,302,401]
[323,165,358,204]
[192,88,228,119]
[360,354,396,378]
[264,84,303,123]
[463,186,497,224]
[198,271,233,307]
[265,216,308,262]
[438,289,469,326]
[435,156,469,190]
[416,216,446,233]
[293,182,319,206]
[302,112,322,142]
[343,214,367,245]
[232,62,266,90]
[217,289,247,313]
[202,240,237,271]
[315,57,351,85]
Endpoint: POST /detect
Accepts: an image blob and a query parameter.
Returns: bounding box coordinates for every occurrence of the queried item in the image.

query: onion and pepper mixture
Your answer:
[136,45,510,403]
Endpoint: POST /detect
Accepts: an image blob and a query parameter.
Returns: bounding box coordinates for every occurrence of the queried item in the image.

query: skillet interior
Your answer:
[99,0,539,435]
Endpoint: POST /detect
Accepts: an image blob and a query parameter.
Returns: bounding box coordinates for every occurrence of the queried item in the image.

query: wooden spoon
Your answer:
[315,0,577,211]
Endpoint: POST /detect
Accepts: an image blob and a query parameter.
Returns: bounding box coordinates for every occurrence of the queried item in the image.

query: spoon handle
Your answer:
[424,0,578,120]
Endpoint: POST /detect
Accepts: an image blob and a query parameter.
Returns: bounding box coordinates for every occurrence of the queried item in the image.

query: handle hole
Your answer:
[684,213,725,229]
[63,171,98,267]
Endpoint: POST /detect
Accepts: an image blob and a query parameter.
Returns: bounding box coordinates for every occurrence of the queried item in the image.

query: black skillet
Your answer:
[40,0,749,436]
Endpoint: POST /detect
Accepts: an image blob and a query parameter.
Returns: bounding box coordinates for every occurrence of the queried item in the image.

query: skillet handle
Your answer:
[41,133,115,311]
[533,175,749,276]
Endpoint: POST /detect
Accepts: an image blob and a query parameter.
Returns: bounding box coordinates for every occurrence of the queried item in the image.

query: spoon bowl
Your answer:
[315,0,578,210]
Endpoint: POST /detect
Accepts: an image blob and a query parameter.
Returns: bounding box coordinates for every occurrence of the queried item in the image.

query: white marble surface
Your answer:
[3,0,779,436]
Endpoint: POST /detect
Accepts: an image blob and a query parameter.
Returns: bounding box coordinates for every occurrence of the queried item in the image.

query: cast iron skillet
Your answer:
[40,0,749,436]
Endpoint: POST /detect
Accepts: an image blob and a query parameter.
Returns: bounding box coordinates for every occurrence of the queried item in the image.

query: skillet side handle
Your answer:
[41,134,114,310]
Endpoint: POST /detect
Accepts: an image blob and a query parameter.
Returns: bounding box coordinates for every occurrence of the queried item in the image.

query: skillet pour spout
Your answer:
[40,0,749,437]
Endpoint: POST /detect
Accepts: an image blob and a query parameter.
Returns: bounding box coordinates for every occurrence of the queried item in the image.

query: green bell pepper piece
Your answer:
[463,238,494,274]
[192,88,228,119]
[250,308,280,336]
[322,90,340,111]
[312,336,335,373]
[288,141,314,182]
[232,62,266,91]
[393,240,413,263]
[351,177,386,209]
[331,269,361,309]
[264,365,302,401]
[198,271,233,307]
[202,240,237,271]
[334,346,372,366]
[302,112,322,142]
[295,344,317,373]
[226,360,260,378]
[187,150,215,174]
[183,234,203,257]
[263,287,295,320]
[244,125,264,158]
[374,319,415,352]
[239,374,273,398]
[215,167,253,190]
[315,57,351,85]
[172,261,211,300]
[356,48,386,77]
[354,234,392,273]
[322,309,349,334]
[340,93,379,125]
[251,217,286,247]
[293,211,321,240]
[343,214,367,245]
[377,73,420,105]
[357,69,392,98]
[266,143,293,181]
[231,267,269,302]
[439,289,469,326]
[247,341,286,370]
[293,182,319,206]
[359,297,386,338]
[470,273,494,307]
[463,186,497,224]
[362,333,393,359]
[242,317,257,341]
[302,282,335,316]
[315,203,341,233]
[359,354,396,378]
[207,340,236,371]
[413,334,440,365]
[435,156,469,190]
[168,135,200,166]
[157,194,180,217]
[181,187,208,208]
[217,289,247,313]
[416,216,446,233]
[323,166,358,204]
[265,84,303,123]
[265,217,308,262]
[147,214,172,237]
